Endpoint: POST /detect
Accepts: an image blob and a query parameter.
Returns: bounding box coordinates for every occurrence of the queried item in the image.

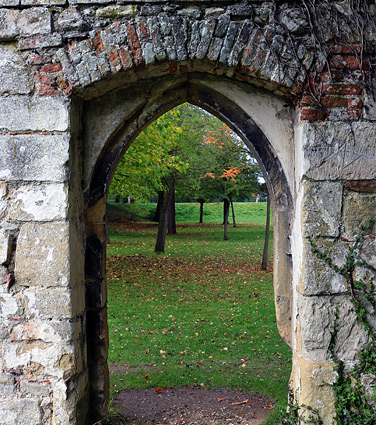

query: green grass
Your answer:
[106,206,289,424]
[108,200,271,224]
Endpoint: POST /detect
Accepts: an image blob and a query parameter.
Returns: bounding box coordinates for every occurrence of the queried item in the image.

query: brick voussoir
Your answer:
[195,17,216,61]
[136,17,155,66]
[147,16,167,62]
[228,19,255,69]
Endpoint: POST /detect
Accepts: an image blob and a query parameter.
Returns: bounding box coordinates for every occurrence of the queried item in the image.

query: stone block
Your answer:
[293,355,337,425]
[0,293,19,319]
[0,45,33,95]
[0,134,70,182]
[11,318,82,344]
[18,8,51,37]
[0,398,42,425]
[302,180,343,238]
[299,239,348,295]
[15,223,69,287]
[343,192,376,239]
[298,294,368,364]
[0,96,70,132]
[4,340,81,379]
[24,286,85,320]
[301,122,376,180]
[0,375,16,396]
[22,0,65,4]
[96,5,138,18]
[9,183,68,221]
[20,379,51,397]
[0,0,19,5]
[0,9,19,40]
[0,231,11,265]
[0,8,51,40]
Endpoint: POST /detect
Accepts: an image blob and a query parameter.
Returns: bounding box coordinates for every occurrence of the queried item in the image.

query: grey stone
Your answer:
[0,398,42,425]
[0,375,16,396]
[0,45,32,94]
[96,5,137,19]
[9,183,68,221]
[57,6,87,31]
[0,9,19,40]
[279,7,308,35]
[302,181,343,238]
[300,239,348,295]
[18,33,63,50]
[0,134,70,182]
[22,0,65,4]
[0,231,11,265]
[0,293,19,319]
[205,7,224,17]
[177,7,201,19]
[0,0,19,5]
[302,122,376,181]
[298,294,369,365]
[15,223,70,287]
[18,8,52,37]
[0,96,70,132]
[343,193,376,239]
[24,288,85,320]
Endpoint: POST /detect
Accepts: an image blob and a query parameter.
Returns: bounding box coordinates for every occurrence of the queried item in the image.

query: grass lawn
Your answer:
[106,203,291,424]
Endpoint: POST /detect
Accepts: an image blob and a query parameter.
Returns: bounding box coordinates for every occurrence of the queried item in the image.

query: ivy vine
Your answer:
[284,214,376,424]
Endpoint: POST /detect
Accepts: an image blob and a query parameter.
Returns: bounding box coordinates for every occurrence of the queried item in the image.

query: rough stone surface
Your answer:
[0,97,70,131]
[9,183,68,221]
[0,134,70,182]
[301,122,376,180]
[0,398,42,425]
[299,239,348,295]
[302,181,343,238]
[343,193,376,239]
[298,294,368,364]
[0,45,32,94]
[15,223,69,287]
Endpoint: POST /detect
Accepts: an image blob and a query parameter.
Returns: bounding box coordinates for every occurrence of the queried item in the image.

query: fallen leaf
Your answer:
[145,374,149,381]
[230,399,248,406]
[155,387,163,393]
[217,398,225,402]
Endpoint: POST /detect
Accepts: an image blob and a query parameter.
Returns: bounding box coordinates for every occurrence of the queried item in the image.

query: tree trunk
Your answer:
[223,198,230,240]
[229,194,236,228]
[167,179,176,235]
[261,195,271,271]
[114,195,120,203]
[154,191,164,222]
[155,178,174,253]
[199,199,204,223]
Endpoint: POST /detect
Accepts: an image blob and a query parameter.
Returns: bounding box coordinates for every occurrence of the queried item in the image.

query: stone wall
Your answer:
[0,0,375,424]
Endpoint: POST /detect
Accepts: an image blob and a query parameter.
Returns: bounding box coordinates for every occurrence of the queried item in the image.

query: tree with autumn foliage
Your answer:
[194,125,261,239]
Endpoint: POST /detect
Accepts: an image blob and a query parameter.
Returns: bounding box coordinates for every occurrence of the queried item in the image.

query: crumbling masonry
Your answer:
[0,1,375,424]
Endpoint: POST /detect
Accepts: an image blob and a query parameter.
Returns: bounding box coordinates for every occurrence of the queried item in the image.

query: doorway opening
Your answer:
[104,103,291,424]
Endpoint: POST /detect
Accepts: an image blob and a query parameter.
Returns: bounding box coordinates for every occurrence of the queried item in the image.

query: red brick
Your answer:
[330,56,364,70]
[345,181,376,193]
[348,96,363,109]
[301,95,318,107]
[300,107,327,121]
[37,85,60,96]
[126,23,143,66]
[340,109,361,120]
[320,95,348,108]
[92,30,104,54]
[40,63,62,73]
[119,47,133,70]
[323,83,362,96]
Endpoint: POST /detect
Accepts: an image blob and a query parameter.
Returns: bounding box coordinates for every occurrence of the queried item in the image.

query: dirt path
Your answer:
[113,386,274,424]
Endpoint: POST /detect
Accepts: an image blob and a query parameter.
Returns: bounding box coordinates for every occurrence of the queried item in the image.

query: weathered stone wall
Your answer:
[0,0,375,424]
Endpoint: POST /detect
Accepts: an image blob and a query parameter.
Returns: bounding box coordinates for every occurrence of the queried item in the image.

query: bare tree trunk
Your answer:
[229,194,236,228]
[198,199,204,223]
[261,195,271,271]
[167,179,176,235]
[155,178,174,253]
[223,197,230,240]
[153,191,164,222]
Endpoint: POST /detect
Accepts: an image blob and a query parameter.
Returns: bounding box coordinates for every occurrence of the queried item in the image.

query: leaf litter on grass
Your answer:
[107,221,291,423]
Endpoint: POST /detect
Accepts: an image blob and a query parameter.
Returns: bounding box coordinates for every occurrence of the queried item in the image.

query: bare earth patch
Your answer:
[113,386,273,425]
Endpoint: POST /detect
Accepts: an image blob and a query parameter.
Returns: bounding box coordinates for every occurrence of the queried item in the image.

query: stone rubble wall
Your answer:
[0,0,375,424]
